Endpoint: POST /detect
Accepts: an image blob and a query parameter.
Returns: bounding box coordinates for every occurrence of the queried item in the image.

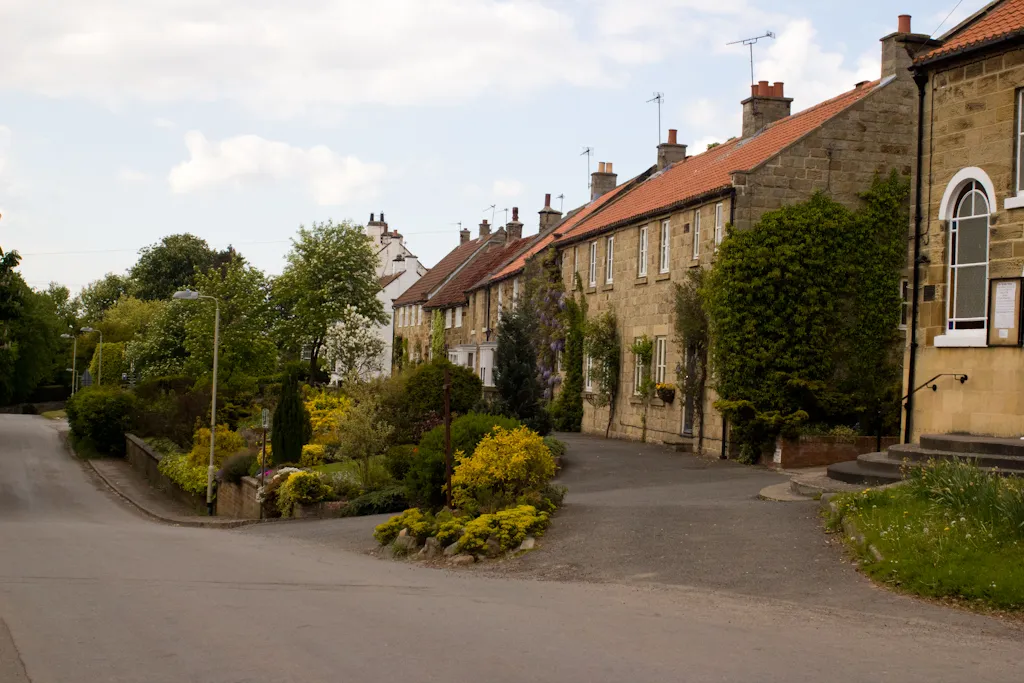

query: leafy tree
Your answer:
[583,310,620,438]
[271,372,312,465]
[704,176,909,461]
[551,274,586,431]
[273,220,386,381]
[674,270,709,452]
[630,334,655,443]
[76,273,131,322]
[88,342,128,387]
[494,305,543,425]
[130,233,220,301]
[183,255,276,381]
[404,360,483,419]
[125,300,189,381]
[324,307,387,381]
[336,391,394,487]
[522,247,566,400]
[430,309,445,360]
[97,296,164,343]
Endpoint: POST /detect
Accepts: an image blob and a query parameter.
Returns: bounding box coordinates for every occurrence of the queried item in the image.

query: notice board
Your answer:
[987,277,1024,347]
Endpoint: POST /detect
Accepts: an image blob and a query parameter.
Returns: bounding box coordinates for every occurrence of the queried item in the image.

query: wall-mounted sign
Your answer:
[987,277,1023,347]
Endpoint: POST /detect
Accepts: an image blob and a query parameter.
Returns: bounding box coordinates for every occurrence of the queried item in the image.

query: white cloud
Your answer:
[153,118,175,129]
[168,131,386,206]
[117,168,149,183]
[931,4,975,39]
[492,179,524,198]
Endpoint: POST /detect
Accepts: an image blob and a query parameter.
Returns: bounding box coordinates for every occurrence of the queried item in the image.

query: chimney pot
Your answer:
[590,162,617,200]
[668,129,678,144]
[751,84,758,97]
[370,212,375,222]
[598,161,606,173]
[898,14,911,34]
[606,162,613,173]
[773,82,784,97]
[544,193,551,208]
[380,212,385,222]
[512,207,519,221]
[758,80,770,97]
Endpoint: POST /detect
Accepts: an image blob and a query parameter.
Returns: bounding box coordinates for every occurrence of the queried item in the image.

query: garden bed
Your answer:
[827,460,1024,610]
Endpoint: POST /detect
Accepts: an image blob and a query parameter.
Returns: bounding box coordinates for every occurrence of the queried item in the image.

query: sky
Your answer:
[0,0,976,294]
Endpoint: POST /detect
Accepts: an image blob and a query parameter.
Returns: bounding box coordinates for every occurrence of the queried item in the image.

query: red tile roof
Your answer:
[426,237,533,308]
[393,237,484,306]
[378,272,403,289]
[916,0,1024,64]
[555,79,885,244]
[480,178,646,286]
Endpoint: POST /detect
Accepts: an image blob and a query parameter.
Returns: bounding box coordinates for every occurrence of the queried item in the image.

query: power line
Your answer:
[932,0,965,38]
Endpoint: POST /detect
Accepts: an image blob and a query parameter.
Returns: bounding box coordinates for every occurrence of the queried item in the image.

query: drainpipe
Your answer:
[904,70,928,444]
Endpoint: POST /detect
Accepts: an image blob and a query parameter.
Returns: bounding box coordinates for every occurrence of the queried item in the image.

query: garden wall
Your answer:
[125,434,207,513]
[216,477,261,519]
[769,435,899,469]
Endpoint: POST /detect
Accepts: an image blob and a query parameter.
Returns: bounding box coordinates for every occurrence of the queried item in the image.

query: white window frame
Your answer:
[655,336,667,384]
[585,355,594,391]
[605,235,615,284]
[1013,89,1024,207]
[692,209,701,259]
[943,180,990,340]
[574,245,579,274]
[899,279,909,330]
[497,284,503,313]
[448,351,459,363]
[638,225,648,277]
[633,339,644,395]
[714,202,724,248]
[588,241,598,286]
[445,309,453,329]
[417,305,423,325]
[659,220,670,273]
[396,308,402,328]
[513,277,520,305]
[455,306,463,328]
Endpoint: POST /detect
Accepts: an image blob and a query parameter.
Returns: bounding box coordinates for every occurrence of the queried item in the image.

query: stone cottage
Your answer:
[904,0,1024,440]
[547,15,930,454]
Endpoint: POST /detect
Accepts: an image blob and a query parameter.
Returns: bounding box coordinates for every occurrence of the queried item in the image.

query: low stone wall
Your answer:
[125,434,207,513]
[769,435,899,469]
[293,500,349,519]
[216,477,261,519]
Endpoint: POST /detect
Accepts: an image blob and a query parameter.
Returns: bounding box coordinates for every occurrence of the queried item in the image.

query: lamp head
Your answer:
[80,326,96,333]
[172,290,200,300]
[61,333,73,339]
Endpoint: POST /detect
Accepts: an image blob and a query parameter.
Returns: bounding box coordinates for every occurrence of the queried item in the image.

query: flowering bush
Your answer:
[451,426,555,512]
[300,443,326,467]
[276,470,332,517]
[187,424,246,469]
[457,505,549,555]
[304,389,351,445]
[158,452,208,495]
[373,508,433,545]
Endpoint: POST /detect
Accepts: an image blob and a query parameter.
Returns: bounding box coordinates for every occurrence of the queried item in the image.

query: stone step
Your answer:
[888,443,1024,471]
[919,433,1024,458]
[826,454,903,487]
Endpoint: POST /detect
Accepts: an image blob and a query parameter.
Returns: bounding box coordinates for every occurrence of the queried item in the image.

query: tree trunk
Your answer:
[605,391,616,438]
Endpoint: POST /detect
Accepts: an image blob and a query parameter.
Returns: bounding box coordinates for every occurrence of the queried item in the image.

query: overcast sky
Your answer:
[1,0,974,293]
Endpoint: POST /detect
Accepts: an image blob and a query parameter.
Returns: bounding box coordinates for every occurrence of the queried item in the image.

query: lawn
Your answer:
[829,461,1024,610]
[313,455,390,486]
[41,409,66,420]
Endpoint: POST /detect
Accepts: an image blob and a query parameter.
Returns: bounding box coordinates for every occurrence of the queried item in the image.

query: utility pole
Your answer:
[443,365,453,508]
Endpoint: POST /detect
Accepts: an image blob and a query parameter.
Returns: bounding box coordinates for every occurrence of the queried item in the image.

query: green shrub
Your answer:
[89,341,128,387]
[543,436,567,465]
[373,508,434,545]
[277,470,332,517]
[158,452,208,495]
[404,360,482,420]
[66,386,138,456]
[457,505,549,555]
[524,406,553,437]
[144,437,183,457]
[452,426,555,513]
[220,451,256,484]
[187,424,246,469]
[346,485,408,517]
[403,448,447,510]
[517,483,567,514]
[133,374,196,401]
[271,371,311,465]
[384,444,418,481]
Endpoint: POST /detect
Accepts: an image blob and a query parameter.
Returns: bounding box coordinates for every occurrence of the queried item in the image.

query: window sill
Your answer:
[586,286,597,294]
[634,276,648,286]
[933,333,987,348]
[689,259,701,268]
[1005,194,1024,210]
[601,283,614,292]
[655,272,671,282]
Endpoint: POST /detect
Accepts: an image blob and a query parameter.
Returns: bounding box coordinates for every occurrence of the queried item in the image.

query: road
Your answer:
[0,414,1021,683]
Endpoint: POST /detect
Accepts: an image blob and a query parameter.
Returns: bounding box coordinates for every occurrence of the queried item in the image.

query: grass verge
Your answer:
[828,460,1024,610]
[41,409,67,420]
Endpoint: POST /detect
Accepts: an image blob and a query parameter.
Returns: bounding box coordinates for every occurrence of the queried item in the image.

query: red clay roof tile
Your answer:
[426,237,533,309]
[392,237,484,306]
[916,0,1024,64]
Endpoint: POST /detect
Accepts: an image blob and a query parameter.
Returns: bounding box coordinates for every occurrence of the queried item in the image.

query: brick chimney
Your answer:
[742,81,792,138]
[506,207,523,243]
[460,224,472,244]
[657,129,688,170]
[479,219,491,238]
[881,15,941,78]
[538,193,562,232]
[591,162,617,200]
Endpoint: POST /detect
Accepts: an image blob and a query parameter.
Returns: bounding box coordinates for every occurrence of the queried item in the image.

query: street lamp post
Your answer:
[173,289,220,516]
[60,333,77,395]
[80,327,103,386]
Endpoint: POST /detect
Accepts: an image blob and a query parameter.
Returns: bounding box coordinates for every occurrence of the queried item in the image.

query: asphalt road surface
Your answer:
[1,414,1021,683]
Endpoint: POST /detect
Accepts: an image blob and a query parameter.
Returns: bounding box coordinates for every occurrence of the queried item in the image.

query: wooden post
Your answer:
[444,365,453,509]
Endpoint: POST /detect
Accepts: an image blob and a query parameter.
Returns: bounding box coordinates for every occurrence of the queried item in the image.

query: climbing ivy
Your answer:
[630,334,655,443]
[584,310,620,438]
[674,269,709,453]
[522,246,566,401]
[551,273,586,431]
[430,309,445,360]
[703,172,909,461]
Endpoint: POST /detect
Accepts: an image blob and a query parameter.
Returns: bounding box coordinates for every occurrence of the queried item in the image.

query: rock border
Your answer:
[821,492,884,563]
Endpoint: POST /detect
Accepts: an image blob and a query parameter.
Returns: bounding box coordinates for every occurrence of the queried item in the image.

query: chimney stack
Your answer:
[479,219,491,238]
[460,224,472,244]
[506,207,523,243]
[538,192,563,233]
[881,15,939,78]
[657,128,688,170]
[591,162,617,200]
[741,81,792,138]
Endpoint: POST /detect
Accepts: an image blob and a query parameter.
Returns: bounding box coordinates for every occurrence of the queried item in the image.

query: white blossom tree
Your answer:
[324,306,386,382]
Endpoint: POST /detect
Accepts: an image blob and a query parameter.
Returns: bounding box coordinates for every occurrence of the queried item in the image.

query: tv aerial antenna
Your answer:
[482,204,496,225]
[556,194,565,213]
[580,147,594,191]
[646,92,665,144]
[727,32,775,86]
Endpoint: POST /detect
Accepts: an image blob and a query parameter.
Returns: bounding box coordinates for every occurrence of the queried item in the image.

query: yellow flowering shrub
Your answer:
[187,424,246,469]
[373,508,435,545]
[457,505,549,555]
[304,389,351,444]
[451,426,555,512]
[300,443,326,467]
[277,470,332,517]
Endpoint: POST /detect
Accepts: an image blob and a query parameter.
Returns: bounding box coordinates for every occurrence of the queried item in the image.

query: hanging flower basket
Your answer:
[656,383,676,403]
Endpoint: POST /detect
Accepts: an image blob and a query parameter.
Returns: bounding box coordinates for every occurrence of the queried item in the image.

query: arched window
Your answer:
[947,180,990,332]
